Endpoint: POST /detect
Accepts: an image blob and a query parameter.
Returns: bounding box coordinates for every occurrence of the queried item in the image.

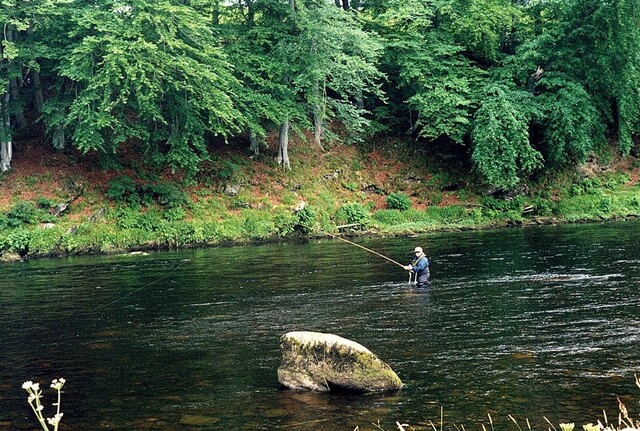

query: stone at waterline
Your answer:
[277,331,403,392]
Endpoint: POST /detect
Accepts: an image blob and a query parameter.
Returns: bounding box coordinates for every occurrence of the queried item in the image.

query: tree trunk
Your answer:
[312,79,326,150]
[53,126,66,150]
[30,70,44,114]
[313,109,324,150]
[0,92,12,172]
[6,28,26,130]
[355,90,364,110]
[278,118,291,170]
[249,129,260,155]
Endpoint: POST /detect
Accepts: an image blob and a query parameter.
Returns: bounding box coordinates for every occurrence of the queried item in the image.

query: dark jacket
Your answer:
[410,254,430,284]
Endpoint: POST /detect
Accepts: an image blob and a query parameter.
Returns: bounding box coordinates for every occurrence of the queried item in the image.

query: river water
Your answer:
[1,221,640,431]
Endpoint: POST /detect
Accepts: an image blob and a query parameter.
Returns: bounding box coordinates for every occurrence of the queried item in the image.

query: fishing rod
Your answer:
[300,223,415,283]
[322,230,405,268]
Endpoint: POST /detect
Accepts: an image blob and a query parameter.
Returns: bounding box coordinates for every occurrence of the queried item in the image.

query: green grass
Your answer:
[1,144,639,260]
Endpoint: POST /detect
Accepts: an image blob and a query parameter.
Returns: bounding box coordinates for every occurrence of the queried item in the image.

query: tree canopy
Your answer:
[1,0,639,186]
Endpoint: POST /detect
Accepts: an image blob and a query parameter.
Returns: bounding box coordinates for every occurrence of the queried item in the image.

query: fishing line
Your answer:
[299,224,415,284]
[95,257,190,311]
[318,229,405,268]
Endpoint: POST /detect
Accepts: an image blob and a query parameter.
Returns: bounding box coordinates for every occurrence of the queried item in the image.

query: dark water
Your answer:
[1,221,640,430]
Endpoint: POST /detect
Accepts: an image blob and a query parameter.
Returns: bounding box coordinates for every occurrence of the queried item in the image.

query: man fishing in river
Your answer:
[404,246,430,288]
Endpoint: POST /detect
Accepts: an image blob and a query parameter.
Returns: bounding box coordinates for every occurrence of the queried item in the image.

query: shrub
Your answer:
[6,202,39,225]
[372,209,408,225]
[113,207,163,231]
[627,195,640,211]
[0,228,32,254]
[530,197,555,216]
[335,202,370,226]
[106,175,139,204]
[37,197,55,209]
[0,202,56,229]
[296,205,316,231]
[386,192,412,211]
[145,182,190,209]
[342,181,359,192]
[597,196,614,214]
[242,212,275,240]
[428,192,443,206]
[274,211,296,237]
[425,205,468,224]
[163,207,187,222]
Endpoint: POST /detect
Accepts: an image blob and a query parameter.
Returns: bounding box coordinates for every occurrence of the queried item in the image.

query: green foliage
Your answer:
[480,195,527,213]
[385,28,482,143]
[273,211,296,237]
[113,207,162,231]
[163,207,187,222]
[334,202,370,226]
[106,176,189,211]
[372,209,409,225]
[569,172,629,197]
[386,192,412,211]
[144,183,190,209]
[529,197,555,216]
[471,84,542,187]
[437,0,521,63]
[4,202,40,226]
[626,195,640,211]
[0,202,56,229]
[106,176,139,205]
[217,159,244,181]
[0,229,31,254]
[425,205,469,224]
[342,181,359,192]
[536,75,605,165]
[44,0,243,174]
[295,205,316,233]
[428,192,443,206]
[37,197,55,209]
[242,211,275,240]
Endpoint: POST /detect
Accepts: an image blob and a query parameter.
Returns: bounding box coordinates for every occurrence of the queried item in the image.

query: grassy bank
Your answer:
[1,140,639,262]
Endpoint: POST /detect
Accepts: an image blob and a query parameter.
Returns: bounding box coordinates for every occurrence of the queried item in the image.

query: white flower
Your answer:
[36,405,44,412]
[50,378,66,390]
[22,381,34,390]
[46,413,64,426]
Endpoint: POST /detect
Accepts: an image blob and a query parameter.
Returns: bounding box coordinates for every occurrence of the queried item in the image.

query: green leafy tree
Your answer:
[224,0,383,169]
[516,0,640,156]
[536,74,605,165]
[293,0,384,148]
[376,0,485,143]
[471,83,542,188]
[42,0,243,174]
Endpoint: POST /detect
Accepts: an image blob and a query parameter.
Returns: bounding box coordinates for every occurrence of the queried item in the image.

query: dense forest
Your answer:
[2,0,639,188]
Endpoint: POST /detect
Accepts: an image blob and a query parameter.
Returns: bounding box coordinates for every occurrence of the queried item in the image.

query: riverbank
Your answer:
[1,139,640,262]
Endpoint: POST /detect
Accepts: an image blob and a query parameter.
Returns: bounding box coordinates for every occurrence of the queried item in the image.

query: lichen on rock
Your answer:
[277,331,403,392]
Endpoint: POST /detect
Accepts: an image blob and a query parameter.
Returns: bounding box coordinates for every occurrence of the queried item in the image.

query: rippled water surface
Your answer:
[1,221,640,430]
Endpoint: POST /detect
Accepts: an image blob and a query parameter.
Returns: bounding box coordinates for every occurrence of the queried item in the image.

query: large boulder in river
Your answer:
[277,331,403,392]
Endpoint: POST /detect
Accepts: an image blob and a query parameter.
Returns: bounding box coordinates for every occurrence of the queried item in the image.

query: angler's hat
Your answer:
[414,247,423,253]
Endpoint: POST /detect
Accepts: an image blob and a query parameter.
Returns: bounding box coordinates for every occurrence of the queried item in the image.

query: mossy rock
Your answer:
[277,331,403,393]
